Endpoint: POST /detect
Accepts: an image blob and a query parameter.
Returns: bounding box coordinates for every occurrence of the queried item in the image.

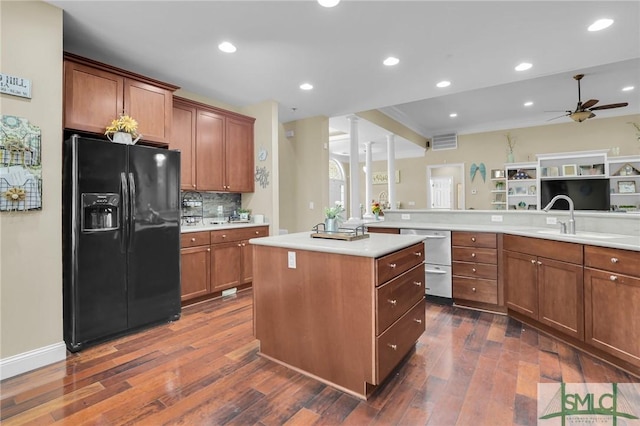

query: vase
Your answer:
[507,152,515,163]
[324,218,338,232]
[374,212,379,221]
[107,131,141,145]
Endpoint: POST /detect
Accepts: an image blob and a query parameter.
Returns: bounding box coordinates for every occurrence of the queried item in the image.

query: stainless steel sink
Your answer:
[535,229,623,239]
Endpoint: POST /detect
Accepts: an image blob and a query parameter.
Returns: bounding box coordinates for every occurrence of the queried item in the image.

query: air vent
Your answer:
[431,133,457,151]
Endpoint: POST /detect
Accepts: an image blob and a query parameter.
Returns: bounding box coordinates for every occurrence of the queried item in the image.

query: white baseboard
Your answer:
[0,342,67,380]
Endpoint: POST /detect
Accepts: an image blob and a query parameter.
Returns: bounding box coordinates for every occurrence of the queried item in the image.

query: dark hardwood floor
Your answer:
[1,289,638,425]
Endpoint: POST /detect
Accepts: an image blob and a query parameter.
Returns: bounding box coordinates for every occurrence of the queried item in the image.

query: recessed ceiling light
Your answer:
[300,83,314,91]
[218,41,237,53]
[318,0,340,7]
[383,57,400,66]
[436,80,451,88]
[524,101,534,107]
[515,62,532,71]
[622,86,635,91]
[588,18,614,32]
[449,113,457,118]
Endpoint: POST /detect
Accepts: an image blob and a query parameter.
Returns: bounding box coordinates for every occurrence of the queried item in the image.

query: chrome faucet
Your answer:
[543,194,575,234]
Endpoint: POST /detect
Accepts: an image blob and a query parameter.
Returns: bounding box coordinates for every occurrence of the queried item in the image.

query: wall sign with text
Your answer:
[0,73,32,99]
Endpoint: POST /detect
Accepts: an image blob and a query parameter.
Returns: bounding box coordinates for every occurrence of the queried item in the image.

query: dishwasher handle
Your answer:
[423,235,447,239]
[426,268,448,275]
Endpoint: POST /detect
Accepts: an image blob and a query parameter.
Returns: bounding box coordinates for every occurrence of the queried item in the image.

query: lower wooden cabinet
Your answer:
[504,235,584,341]
[180,226,268,303]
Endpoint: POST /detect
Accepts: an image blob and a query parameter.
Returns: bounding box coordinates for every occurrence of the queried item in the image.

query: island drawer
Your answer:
[452,247,497,264]
[376,298,425,383]
[452,276,497,304]
[584,245,640,277]
[210,226,269,244]
[376,242,424,285]
[181,231,210,248]
[452,231,497,248]
[376,264,424,334]
[452,261,497,280]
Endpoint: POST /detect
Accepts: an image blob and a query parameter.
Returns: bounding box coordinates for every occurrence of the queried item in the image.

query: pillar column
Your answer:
[363,141,374,219]
[386,134,396,209]
[347,115,360,220]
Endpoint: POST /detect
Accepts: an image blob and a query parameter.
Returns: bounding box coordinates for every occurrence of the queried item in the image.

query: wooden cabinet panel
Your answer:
[64,61,123,135]
[538,257,584,340]
[171,101,197,190]
[195,109,225,191]
[452,247,497,264]
[451,261,497,280]
[452,232,496,248]
[376,299,425,383]
[504,250,538,318]
[211,242,243,292]
[584,268,640,368]
[452,276,498,304]
[584,245,640,277]
[241,242,254,284]
[376,265,424,334]
[180,245,210,302]
[376,243,423,285]
[503,234,583,265]
[125,79,173,144]
[226,117,255,192]
[180,231,210,248]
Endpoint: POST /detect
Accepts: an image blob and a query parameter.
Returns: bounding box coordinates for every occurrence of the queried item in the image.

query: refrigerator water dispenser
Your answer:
[82,193,120,231]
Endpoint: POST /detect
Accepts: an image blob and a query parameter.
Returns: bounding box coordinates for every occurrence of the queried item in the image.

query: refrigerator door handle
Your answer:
[128,172,136,251]
[120,172,129,253]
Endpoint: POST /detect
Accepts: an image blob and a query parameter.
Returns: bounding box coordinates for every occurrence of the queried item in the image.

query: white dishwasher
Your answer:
[400,229,452,299]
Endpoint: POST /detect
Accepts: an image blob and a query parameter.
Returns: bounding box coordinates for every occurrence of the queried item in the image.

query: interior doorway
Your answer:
[426,163,465,210]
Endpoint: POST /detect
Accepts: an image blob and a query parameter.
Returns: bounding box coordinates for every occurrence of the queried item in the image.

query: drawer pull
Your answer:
[389,263,397,268]
[611,257,619,264]
[471,237,476,242]
[471,253,476,258]
[387,299,397,306]
[413,318,422,324]
[191,237,196,242]
[387,343,397,351]
[472,287,476,292]
[610,275,618,281]
[413,281,422,286]
[255,231,260,234]
[414,252,422,257]
[472,268,477,273]
[207,248,211,252]
[222,234,227,238]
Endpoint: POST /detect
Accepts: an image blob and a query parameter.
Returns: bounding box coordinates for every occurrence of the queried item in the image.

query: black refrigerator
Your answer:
[63,135,181,352]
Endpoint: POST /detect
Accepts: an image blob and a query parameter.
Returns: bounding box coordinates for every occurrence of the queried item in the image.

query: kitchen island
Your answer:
[250,232,426,399]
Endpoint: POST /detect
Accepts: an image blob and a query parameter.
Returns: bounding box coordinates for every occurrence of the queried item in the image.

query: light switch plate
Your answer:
[491,215,503,222]
[546,217,558,225]
[401,214,411,220]
[287,251,296,269]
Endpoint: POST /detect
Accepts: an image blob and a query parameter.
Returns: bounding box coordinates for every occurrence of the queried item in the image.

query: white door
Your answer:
[430,176,453,209]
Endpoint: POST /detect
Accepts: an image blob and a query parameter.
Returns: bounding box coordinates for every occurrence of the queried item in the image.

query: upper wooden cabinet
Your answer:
[171,96,256,193]
[63,53,178,147]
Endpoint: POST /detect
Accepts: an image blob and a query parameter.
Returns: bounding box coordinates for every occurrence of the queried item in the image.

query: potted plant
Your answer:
[324,202,344,232]
[238,208,251,221]
[105,114,142,145]
[371,201,382,220]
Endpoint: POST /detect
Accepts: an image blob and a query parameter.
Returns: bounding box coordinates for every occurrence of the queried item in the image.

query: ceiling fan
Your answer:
[549,74,629,122]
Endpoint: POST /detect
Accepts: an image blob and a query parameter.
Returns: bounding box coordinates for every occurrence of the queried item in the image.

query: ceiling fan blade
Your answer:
[581,99,599,109]
[589,102,629,111]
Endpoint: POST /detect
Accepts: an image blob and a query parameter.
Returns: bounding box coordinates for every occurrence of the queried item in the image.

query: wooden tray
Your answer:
[310,232,370,241]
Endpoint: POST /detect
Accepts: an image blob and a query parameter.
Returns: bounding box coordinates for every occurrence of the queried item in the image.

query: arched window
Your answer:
[329,158,346,210]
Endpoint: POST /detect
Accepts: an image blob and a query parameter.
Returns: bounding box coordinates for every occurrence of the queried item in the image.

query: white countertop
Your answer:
[249,231,426,258]
[181,221,268,233]
[367,221,640,251]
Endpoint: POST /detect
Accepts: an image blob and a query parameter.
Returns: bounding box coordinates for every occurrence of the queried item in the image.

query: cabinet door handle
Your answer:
[537,261,542,265]
[413,281,422,286]
[389,263,397,268]
[531,259,536,264]
[413,318,422,324]
[471,237,476,242]
[241,243,246,247]
[611,257,619,264]
[387,343,397,351]
[610,275,618,281]
[472,287,476,292]
[192,184,196,188]
[191,237,196,242]
[471,253,476,258]
[237,243,242,247]
[387,299,397,306]
[207,248,211,252]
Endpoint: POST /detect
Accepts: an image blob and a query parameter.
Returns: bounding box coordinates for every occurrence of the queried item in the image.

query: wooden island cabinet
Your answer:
[251,232,426,399]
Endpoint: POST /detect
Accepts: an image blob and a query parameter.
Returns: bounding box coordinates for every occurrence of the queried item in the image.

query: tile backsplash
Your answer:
[181,191,241,220]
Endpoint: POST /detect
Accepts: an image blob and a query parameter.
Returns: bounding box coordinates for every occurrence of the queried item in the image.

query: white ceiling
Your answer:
[47,1,640,160]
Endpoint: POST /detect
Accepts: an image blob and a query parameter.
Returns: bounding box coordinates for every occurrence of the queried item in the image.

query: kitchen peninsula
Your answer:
[250,232,426,399]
